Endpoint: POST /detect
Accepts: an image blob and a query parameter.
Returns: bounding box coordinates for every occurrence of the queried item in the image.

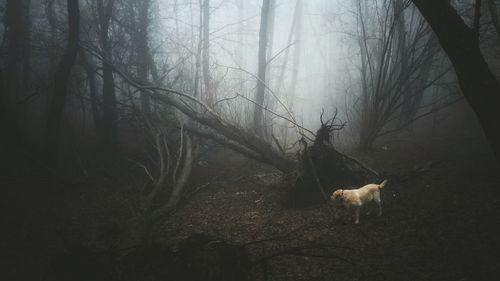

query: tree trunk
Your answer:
[265,0,276,83]
[80,50,103,142]
[0,68,6,147]
[288,0,302,110]
[202,0,213,105]
[254,0,271,136]
[357,0,374,151]
[45,0,57,72]
[275,0,301,96]
[192,0,203,97]
[45,0,57,125]
[5,0,29,139]
[236,0,245,92]
[263,0,276,135]
[358,24,373,151]
[97,0,119,157]
[412,0,500,161]
[45,0,80,166]
[151,133,194,220]
[21,0,31,93]
[395,1,410,127]
[136,0,151,114]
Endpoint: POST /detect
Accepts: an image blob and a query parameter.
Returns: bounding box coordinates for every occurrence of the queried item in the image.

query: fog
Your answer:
[1,0,479,151]
[2,1,500,280]
[143,0,467,150]
[156,0,349,133]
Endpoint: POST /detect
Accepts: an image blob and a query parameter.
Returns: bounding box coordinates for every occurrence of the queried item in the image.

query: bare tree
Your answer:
[352,0,446,150]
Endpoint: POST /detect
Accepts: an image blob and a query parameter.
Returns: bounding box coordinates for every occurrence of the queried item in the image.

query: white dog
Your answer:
[331,180,388,224]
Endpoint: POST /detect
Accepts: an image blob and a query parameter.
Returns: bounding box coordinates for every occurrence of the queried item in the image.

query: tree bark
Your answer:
[45,0,80,165]
[254,0,271,136]
[412,0,500,161]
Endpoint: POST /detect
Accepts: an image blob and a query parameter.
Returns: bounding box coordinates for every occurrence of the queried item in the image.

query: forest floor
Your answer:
[2,130,500,281]
[158,133,500,281]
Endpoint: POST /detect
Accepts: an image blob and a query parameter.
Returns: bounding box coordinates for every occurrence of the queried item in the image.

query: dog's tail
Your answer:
[379,179,388,189]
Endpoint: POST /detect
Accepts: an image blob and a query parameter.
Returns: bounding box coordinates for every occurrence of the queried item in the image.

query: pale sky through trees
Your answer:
[156,0,348,131]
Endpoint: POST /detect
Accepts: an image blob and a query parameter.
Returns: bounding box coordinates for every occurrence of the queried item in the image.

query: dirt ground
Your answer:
[2,129,500,281]
[158,133,500,281]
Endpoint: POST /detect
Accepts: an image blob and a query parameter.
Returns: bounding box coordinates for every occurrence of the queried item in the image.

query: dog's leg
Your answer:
[354,207,360,224]
[374,191,382,216]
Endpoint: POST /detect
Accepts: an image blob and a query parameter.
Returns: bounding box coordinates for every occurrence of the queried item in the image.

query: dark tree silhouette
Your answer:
[97,0,119,156]
[44,0,80,165]
[412,0,500,161]
[4,0,30,139]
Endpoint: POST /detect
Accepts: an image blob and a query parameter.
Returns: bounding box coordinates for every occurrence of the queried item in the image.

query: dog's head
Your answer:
[331,189,344,201]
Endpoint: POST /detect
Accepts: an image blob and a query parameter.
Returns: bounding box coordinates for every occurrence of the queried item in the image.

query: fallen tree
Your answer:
[118,61,379,207]
[106,56,298,174]
[83,45,379,210]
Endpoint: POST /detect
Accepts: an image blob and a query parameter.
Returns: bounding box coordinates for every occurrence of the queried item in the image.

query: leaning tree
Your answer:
[412,0,500,161]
